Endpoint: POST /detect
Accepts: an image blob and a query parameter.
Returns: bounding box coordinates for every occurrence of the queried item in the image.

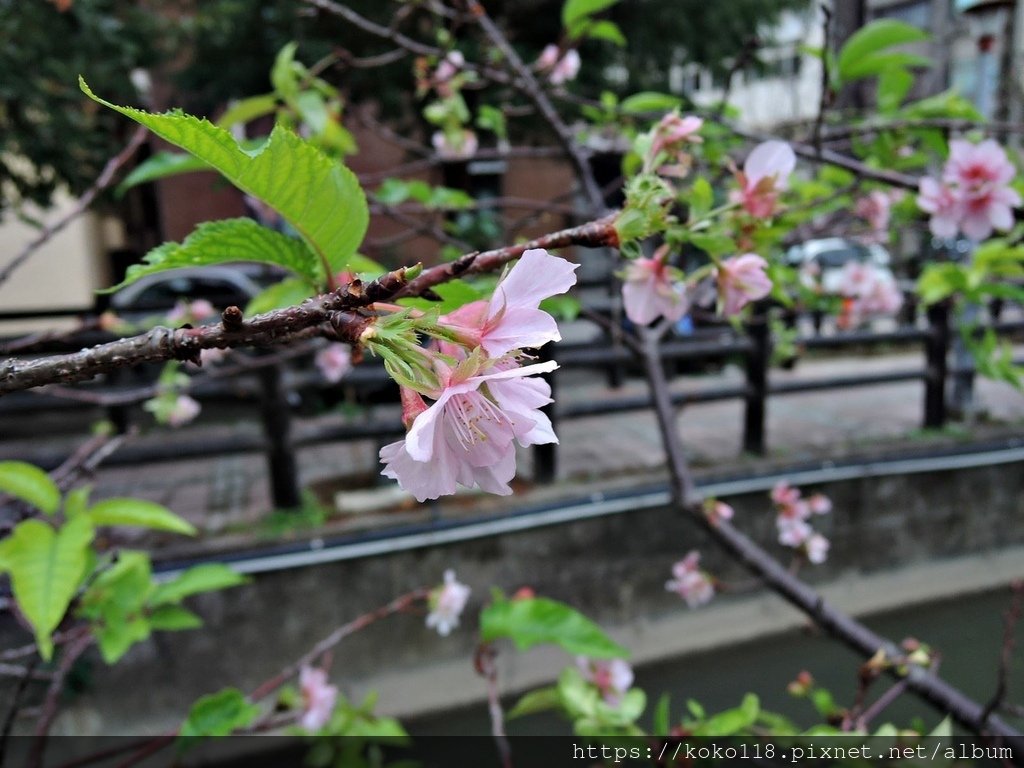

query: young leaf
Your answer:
[0,461,60,515]
[216,94,279,129]
[81,79,368,278]
[79,551,154,663]
[102,219,320,293]
[149,564,248,606]
[2,517,95,660]
[584,20,627,47]
[116,152,214,195]
[507,687,562,719]
[399,279,486,314]
[620,91,682,115]
[837,20,929,81]
[562,0,620,31]
[479,596,629,658]
[88,499,196,535]
[180,688,260,739]
[690,693,759,736]
[652,693,671,735]
[148,604,203,631]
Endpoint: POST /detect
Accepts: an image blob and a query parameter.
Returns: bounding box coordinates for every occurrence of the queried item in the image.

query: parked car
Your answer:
[785,238,895,295]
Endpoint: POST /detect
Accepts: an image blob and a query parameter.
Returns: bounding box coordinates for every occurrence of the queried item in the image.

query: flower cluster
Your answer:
[426,569,471,636]
[576,657,634,706]
[378,248,577,501]
[643,113,703,178]
[834,262,903,329]
[536,45,581,85]
[771,482,831,564]
[298,665,339,732]
[917,139,1021,241]
[665,550,715,608]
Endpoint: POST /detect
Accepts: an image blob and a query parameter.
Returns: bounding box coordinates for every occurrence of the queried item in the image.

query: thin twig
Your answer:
[475,643,513,768]
[811,4,833,159]
[0,126,147,287]
[982,580,1024,729]
[29,630,93,768]
[0,657,40,767]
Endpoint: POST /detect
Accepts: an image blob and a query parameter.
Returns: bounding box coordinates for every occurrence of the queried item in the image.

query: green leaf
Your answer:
[583,20,626,46]
[688,177,714,221]
[103,219,320,293]
[88,498,196,536]
[562,0,620,30]
[837,20,929,81]
[180,688,260,739]
[652,693,671,736]
[79,551,153,663]
[689,232,736,257]
[620,91,682,115]
[841,52,930,82]
[0,461,60,515]
[63,486,91,519]
[271,42,301,104]
[148,604,203,631]
[82,79,368,277]
[150,564,248,606]
[117,151,214,195]
[244,277,316,316]
[877,68,913,113]
[216,94,279,129]
[3,517,94,660]
[507,687,562,719]
[540,294,581,322]
[691,694,759,736]
[479,596,628,658]
[399,278,487,314]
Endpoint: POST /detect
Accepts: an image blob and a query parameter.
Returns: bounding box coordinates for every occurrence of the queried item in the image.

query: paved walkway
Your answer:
[2,348,1023,539]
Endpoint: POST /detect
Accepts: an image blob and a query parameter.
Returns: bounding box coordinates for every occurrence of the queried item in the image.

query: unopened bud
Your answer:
[404,262,423,281]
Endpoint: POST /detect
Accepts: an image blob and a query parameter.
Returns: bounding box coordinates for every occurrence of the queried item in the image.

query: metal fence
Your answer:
[2,301,1022,508]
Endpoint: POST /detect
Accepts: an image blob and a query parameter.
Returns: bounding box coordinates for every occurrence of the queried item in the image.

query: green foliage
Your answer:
[79,551,154,663]
[150,564,249,606]
[245,277,317,316]
[104,219,321,293]
[117,151,218,195]
[399,279,487,314]
[837,20,928,82]
[374,179,475,210]
[0,517,94,660]
[558,665,645,735]
[305,691,410,768]
[87,498,197,535]
[688,693,760,736]
[81,79,368,284]
[180,688,261,740]
[480,596,629,658]
[619,92,682,115]
[0,461,61,516]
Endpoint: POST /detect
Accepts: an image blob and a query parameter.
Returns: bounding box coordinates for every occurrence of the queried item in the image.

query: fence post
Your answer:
[258,363,302,509]
[743,308,769,455]
[924,301,950,429]
[533,345,558,484]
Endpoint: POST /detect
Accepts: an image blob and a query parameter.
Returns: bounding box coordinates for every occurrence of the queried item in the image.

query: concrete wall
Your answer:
[5,455,1020,735]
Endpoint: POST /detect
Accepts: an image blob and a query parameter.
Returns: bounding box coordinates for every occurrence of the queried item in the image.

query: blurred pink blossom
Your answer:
[432,129,479,160]
[299,666,338,731]
[647,113,703,177]
[434,50,465,97]
[665,551,715,608]
[777,517,813,547]
[730,140,796,217]
[855,190,891,242]
[804,533,831,564]
[167,394,200,428]
[537,45,580,85]
[426,569,471,636]
[715,254,772,316]
[439,249,577,358]
[705,499,735,524]
[315,343,352,384]
[577,657,634,705]
[835,262,903,328]
[807,493,832,515]
[621,255,689,325]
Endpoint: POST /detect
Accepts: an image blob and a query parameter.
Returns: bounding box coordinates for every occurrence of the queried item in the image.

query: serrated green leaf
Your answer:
[620,91,682,115]
[88,498,196,535]
[0,461,60,515]
[148,604,203,631]
[245,277,316,316]
[689,232,735,257]
[150,564,248,606]
[837,20,929,81]
[4,517,94,660]
[79,551,153,663]
[82,79,368,278]
[102,218,320,293]
[507,687,562,719]
[180,688,260,739]
[480,596,628,658]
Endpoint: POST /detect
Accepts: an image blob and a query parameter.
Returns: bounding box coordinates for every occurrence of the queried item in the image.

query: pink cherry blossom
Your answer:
[647,114,703,177]
[704,499,734,524]
[439,248,578,358]
[836,262,903,328]
[730,140,796,217]
[621,256,689,325]
[167,394,201,428]
[432,129,479,160]
[771,481,800,507]
[777,516,812,547]
[299,666,338,731]
[426,569,471,636]
[855,190,891,242]
[715,254,772,316]
[379,358,557,501]
[434,50,465,97]
[577,657,634,705]
[665,551,715,608]
[315,343,352,384]
[804,533,830,564]
[537,45,580,85]
[807,493,832,515]
[917,139,1021,241]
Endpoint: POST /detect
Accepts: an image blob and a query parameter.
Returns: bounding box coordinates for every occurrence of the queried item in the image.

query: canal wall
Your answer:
[5,439,1024,735]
